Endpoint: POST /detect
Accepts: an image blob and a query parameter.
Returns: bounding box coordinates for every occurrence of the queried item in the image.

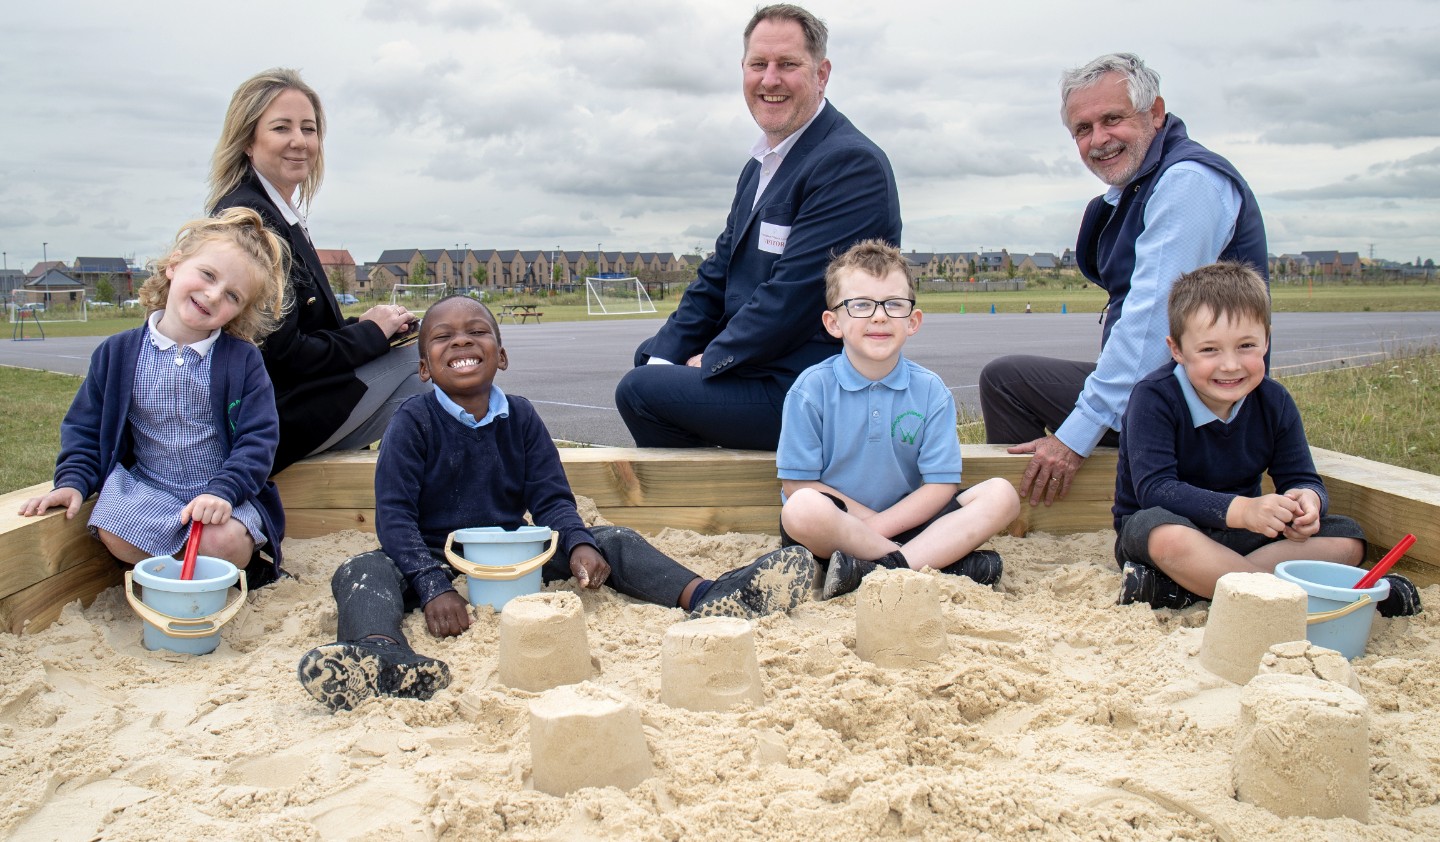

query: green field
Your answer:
[17,280,1438,339]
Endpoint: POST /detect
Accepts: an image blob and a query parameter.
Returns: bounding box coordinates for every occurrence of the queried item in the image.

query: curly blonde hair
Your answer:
[139,207,291,344]
[206,68,326,213]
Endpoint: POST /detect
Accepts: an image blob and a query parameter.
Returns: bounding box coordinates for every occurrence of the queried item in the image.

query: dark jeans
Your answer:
[331,526,700,649]
[614,360,789,449]
[1115,507,1368,570]
[978,354,1118,447]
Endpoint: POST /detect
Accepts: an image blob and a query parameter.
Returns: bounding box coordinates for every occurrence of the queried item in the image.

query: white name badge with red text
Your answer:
[759,222,790,255]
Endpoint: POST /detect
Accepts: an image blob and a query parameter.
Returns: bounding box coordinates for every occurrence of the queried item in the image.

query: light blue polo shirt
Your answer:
[777,353,962,511]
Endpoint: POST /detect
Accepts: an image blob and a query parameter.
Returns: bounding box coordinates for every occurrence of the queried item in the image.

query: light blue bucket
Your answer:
[124,555,247,655]
[1274,560,1390,660]
[445,526,555,612]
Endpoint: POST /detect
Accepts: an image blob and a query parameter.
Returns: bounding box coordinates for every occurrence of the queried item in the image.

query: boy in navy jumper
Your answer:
[298,295,815,712]
[777,240,1020,599]
[1114,262,1420,615]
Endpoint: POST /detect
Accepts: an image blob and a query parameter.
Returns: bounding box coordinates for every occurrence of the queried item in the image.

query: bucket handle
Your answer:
[123,570,249,639]
[443,529,557,580]
[1306,594,1372,625]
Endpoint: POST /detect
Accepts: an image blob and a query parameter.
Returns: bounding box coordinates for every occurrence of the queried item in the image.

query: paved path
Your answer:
[4,312,1437,446]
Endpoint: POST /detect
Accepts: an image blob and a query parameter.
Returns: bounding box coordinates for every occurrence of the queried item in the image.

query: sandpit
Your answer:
[3,504,1439,840]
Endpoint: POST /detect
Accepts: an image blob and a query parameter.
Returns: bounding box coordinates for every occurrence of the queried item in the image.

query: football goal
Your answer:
[390,283,447,312]
[586,276,656,316]
[8,288,87,323]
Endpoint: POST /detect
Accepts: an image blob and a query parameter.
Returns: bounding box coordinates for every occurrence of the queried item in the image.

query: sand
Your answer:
[3,504,1440,840]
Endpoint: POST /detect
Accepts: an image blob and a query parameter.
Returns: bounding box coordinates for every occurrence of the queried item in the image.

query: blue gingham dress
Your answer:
[88,329,266,556]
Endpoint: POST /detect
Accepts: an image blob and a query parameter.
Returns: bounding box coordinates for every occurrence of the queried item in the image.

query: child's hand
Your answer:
[19,487,83,519]
[570,544,610,589]
[182,494,232,525]
[1227,493,1301,537]
[1282,488,1323,540]
[424,591,472,638]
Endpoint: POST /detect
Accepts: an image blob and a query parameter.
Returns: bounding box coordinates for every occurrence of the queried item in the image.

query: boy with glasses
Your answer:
[777,240,1020,599]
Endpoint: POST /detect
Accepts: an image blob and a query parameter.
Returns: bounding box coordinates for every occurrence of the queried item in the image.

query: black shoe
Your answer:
[948,550,1003,587]
[821,551,877,600]
[1377,573,1423,618]
[1117,561,1202,609]
[691,545,816,619]
[297,638,451,712]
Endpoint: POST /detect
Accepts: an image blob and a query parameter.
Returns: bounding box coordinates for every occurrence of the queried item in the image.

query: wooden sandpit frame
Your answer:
[2,445,1437,635]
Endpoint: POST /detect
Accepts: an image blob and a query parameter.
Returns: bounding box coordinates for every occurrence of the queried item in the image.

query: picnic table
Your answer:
[498,304,544,324]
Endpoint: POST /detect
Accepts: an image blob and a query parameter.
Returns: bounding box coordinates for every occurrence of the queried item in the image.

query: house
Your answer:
[1300,250,1362,278]
[316,249,356,290]
[22,266,86,306]
[0,269,28,298]
[70,257,135,300]
[1016,253,1059,273]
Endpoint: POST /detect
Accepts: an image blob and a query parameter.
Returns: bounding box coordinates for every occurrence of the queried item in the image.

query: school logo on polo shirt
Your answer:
[891,411,924,445]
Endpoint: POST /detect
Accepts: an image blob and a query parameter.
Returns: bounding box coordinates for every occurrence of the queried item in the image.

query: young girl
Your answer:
[20,207,292,585]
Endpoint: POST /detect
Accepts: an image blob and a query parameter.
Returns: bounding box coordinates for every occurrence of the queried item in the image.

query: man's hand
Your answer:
[423,590,472,638]
[570,544,610,589]
[1010,434,1084,506]
[1227,494,1302,538]
[686,353,703,367]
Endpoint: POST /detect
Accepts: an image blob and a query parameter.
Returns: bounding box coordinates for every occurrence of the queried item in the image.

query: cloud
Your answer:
[1274,146,1440,200]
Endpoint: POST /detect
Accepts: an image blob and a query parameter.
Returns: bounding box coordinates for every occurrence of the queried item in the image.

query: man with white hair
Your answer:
[980,52,1267,506]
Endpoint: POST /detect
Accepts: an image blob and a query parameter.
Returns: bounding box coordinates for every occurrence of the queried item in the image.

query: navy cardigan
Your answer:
[55,326,286,573]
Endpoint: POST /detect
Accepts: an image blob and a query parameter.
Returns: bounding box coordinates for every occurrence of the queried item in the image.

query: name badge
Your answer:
[759,222,790,255]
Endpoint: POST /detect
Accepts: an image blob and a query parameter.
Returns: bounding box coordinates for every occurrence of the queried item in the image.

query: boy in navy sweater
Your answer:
[298,295,815,712]
[1114,262,1420,615]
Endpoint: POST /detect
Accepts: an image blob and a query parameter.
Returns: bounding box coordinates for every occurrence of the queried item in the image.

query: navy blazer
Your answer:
[640,104,901,382]
[213,170,390,473]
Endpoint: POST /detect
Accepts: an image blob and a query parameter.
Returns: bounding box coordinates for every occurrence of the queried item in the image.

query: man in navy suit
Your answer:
[615,3,901,449]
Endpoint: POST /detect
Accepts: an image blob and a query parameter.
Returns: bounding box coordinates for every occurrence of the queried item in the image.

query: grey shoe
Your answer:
[297,638,451,712]
[691,545,816,619]
[821,551,876,600]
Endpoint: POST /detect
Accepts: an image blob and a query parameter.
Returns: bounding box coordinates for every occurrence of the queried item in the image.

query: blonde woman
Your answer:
[209,68,426,474]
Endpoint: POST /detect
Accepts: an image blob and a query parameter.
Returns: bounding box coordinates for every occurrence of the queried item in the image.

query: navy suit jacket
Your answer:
[639,104,901,382]
[213,169,390,473]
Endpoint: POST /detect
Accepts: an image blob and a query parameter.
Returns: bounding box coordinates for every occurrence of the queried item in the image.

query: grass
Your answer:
[0,367,81,495]
[1280,348,1440,475]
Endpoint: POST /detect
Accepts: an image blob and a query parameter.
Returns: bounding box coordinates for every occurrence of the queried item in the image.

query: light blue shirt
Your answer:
[433,385,509,428]
[1055,161,1242,456]
[777,353,962,512]
[1172,363,1246,426]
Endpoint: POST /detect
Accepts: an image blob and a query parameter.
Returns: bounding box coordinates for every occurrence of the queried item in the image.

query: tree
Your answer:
[471,265,488,288]
[328,267,352,295]
[575,257,592,280]
[95,273,116,306]
[410,256,429,285]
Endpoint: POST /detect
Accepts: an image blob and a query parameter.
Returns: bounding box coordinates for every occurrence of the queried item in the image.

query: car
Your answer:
[122,299,142,308]
[336,293,359,305]
[17,303,45,312]
[91,301,114,308]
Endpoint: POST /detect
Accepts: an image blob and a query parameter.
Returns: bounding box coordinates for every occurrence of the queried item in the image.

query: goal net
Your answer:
[390,283,447,312]
[8,288,87,323]
[586,276,656,316]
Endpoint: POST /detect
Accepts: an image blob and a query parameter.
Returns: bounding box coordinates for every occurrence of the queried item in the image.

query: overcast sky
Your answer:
[3,0,1437,273]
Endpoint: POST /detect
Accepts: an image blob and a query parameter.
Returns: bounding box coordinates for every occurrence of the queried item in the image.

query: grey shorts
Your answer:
[780,492,965,549]
[1114,506,1367,570]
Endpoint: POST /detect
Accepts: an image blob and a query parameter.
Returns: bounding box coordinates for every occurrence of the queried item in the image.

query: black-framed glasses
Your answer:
[831,297,915,318]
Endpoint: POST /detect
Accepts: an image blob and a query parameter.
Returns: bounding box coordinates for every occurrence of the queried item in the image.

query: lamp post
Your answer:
[43,242,48,264]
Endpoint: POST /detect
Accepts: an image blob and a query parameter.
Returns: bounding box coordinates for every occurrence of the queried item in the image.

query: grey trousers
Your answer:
[310,343,431,456]
[978,354,1118,448]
